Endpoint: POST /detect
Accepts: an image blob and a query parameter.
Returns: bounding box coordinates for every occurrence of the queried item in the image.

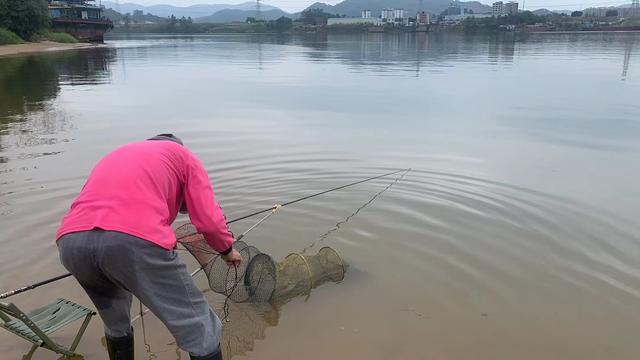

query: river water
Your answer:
[1,32,639,360]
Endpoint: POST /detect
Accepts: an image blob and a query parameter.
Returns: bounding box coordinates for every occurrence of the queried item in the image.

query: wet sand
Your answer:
[0,41,106,57]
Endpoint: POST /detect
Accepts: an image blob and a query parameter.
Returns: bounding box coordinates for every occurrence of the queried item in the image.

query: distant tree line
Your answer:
[166,14,195,29]
[246,9,340,28]
[569,9,619,18]
[266,16,293,31]
[299,9,341,26]
[116,15,297,34]
[0,0,49,40]
[605,9,619,17]
[461,11,549,32]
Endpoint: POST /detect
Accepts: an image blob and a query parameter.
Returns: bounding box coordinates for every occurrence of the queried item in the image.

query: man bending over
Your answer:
[56,134,241,360]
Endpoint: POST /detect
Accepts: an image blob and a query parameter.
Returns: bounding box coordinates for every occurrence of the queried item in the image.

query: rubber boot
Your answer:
[190,349,223,360]
[106,332,134,360]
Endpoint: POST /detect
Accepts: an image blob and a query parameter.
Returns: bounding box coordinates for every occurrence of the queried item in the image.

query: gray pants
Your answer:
[57,230,221,357]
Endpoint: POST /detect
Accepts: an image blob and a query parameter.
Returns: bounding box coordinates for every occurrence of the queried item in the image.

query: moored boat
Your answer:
[48,0,113,43]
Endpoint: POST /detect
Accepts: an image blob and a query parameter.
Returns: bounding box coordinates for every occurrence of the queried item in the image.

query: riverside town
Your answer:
[2,0,640,46]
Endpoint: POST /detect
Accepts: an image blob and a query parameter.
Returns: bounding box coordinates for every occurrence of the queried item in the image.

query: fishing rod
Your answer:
[0,168,410,300]
[135,168,410,323]
[0,273,73,300]
[226,168,411,225]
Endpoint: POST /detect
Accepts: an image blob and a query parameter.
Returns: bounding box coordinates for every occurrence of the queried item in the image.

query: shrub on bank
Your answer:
[0,0,50,40]
[0,27,23,44]
[35,30,78,43]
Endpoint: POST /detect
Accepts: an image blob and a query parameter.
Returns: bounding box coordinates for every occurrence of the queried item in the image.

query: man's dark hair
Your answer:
[148,133,184,146]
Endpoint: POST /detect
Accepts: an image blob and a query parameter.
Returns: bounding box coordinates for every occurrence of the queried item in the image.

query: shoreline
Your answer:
[0,41,107,57]
[107,28,640,36]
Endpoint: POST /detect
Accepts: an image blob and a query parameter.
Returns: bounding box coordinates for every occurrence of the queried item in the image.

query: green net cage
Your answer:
[176,223,346,304]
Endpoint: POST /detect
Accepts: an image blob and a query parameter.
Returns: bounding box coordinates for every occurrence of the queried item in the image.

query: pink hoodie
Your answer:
[56,140,234,252]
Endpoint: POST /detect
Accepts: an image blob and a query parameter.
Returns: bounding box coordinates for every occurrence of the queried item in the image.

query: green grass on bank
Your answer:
[0,29,78,45]
[35,31,78,43]
[0,28,24,45]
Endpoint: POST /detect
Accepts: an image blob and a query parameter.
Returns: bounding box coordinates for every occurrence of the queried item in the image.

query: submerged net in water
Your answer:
[175,223,346,304]
[271,247,345,303]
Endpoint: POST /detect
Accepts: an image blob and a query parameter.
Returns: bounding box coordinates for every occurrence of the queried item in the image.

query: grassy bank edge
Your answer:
[35,30,78,43]
[0,28,78,45]
[0,28,24,45]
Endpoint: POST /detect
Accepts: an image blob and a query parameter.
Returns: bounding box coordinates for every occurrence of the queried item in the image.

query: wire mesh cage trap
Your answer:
[176,223,346,304]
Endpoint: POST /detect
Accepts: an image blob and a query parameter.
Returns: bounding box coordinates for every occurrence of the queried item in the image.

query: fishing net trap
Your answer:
[175,223,346,305]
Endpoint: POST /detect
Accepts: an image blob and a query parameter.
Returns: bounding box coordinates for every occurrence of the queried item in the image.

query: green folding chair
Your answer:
[0,298,96,359]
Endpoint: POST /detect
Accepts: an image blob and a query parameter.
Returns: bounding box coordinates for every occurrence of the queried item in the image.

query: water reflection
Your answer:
[219,301,278,358]
[0,48,115,123]
[0,56,59,124]
[105,32,637,81]
[487,35,515,64]
[138,296,280,359]
[622,38,635,80]
[0,48,115,162]
[231,32,640,79]
[225,32,520,73]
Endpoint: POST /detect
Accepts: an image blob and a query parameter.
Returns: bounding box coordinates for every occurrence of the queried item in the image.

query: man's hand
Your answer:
[221,249,242,267]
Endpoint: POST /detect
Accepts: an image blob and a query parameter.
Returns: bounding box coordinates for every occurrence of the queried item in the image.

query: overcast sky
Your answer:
[116,0,631,13]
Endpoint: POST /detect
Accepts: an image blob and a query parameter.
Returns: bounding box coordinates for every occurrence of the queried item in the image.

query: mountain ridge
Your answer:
[194,8,290,22]
[101,1,282,18]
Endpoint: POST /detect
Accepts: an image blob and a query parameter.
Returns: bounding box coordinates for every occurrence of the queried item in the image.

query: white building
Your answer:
[582,7,609,17]
[504,1,519,14]
[492,1,518,16]
[381,8,395,21]
[393,8,407,20]
[362,9,372,18]
[379,8,410,25]
[492,1,504,16]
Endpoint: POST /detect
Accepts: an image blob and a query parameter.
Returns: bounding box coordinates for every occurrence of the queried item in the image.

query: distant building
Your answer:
[504,1,519,15]
[492,1,518,16]
[492,1,504,16]
[379,8,409,25]
[417,11,431,25]
[381,8,395,21]
[327,17,382,26]
[362,9,372,19]
[393,8,407,20]
[582,7,613,17]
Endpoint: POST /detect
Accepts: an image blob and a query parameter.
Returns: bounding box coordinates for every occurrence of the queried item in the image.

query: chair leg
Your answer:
[52,346,78,358]
[69,313,94,352]
[22,343,39,360]
[57,354,84,360]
